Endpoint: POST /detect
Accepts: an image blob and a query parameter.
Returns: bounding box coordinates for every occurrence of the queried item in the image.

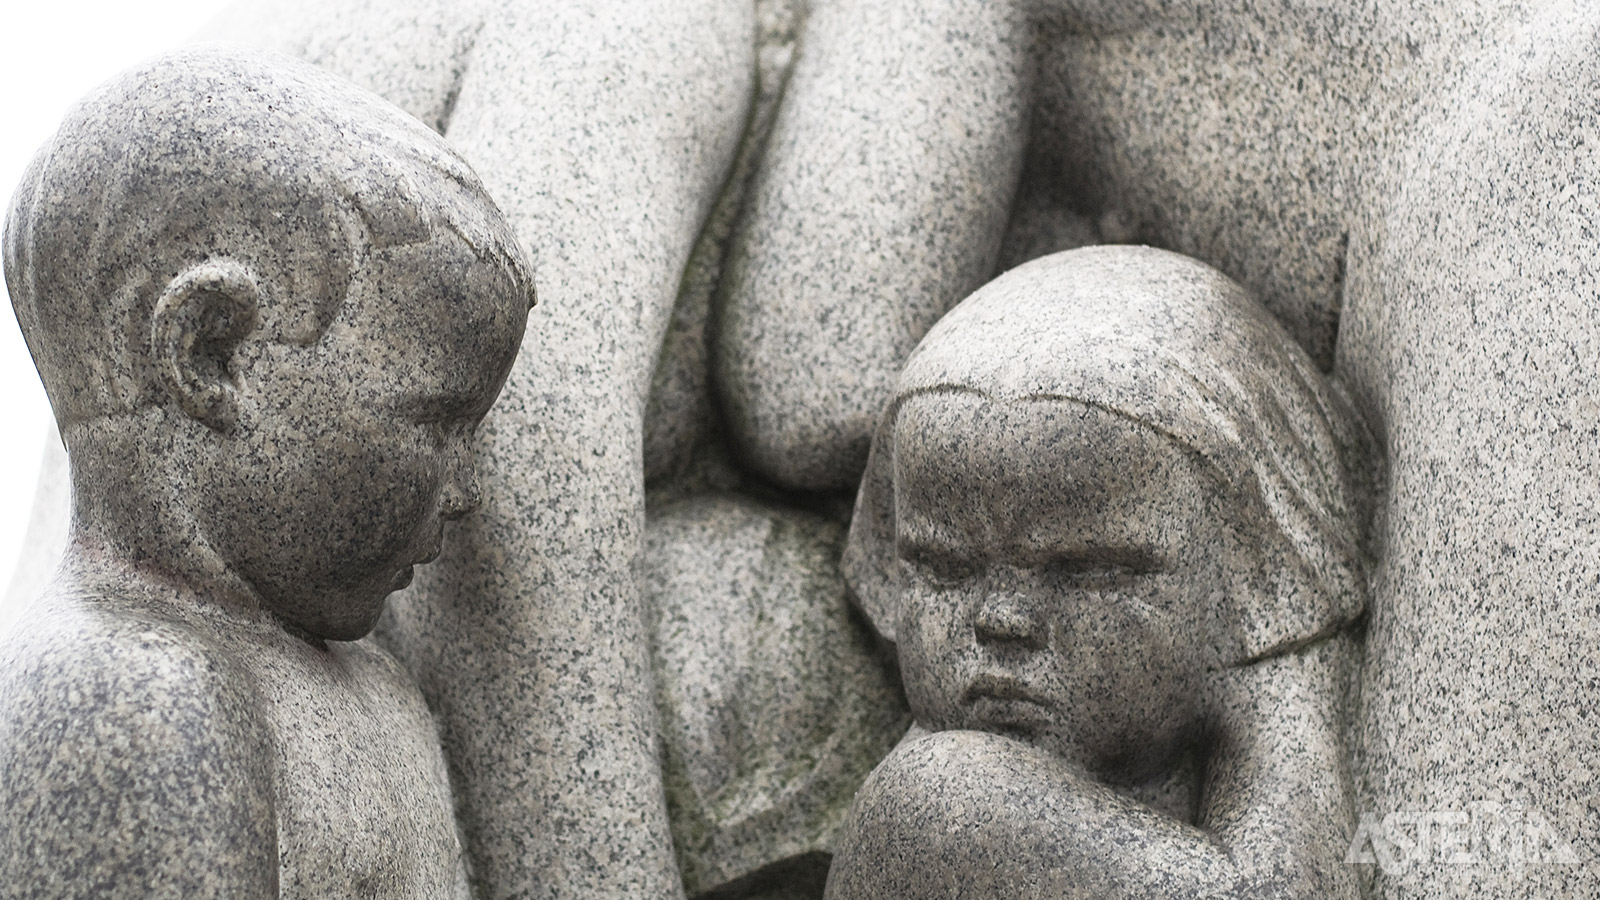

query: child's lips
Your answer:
[962,674,1053,736]
[962,672,1049,707]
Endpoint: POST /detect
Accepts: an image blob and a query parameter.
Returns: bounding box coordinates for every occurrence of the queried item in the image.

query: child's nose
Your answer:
[439,445,481,520]
[973,591,1046,650]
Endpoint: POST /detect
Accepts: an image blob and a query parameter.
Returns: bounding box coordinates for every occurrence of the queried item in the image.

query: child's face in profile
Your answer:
[891,392,1231,782]
[200,227,528,641]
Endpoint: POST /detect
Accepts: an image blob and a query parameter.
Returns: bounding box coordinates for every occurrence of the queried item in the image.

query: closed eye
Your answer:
[899,545,984,587]
[1044,548,1163,584]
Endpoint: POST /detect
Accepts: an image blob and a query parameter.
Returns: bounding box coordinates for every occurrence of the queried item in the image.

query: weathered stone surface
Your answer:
[1,46,532,897]
[204,3,759,899]
[710,0,1388,495]
[8,3,1600,898]
[641,0,801,489]
[644,493,908,898]
[830,247,1372,899]
[703,4,1600,895]
[715,0,1033,492]
[1341,3,1600,895]
[199,0,486,134]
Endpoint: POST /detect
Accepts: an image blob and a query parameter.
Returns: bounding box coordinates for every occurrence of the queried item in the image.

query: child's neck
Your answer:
[1114,742,1206,824]
[60,415,267,623]
[57,526,280,640]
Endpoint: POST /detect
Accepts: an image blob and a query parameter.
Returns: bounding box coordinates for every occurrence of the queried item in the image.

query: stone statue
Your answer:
[186,4,912,898]
[718,10,1600,894]
[829,246,1373,898]
[0,47,533,898]
[7,1,1600,898]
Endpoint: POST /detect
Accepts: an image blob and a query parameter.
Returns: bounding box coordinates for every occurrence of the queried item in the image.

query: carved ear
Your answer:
[150,260,261,432]
[842,405,902,644]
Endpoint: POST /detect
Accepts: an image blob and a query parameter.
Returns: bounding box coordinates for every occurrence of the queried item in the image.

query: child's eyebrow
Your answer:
[894,530,969,562]
[1040,546,1165,573]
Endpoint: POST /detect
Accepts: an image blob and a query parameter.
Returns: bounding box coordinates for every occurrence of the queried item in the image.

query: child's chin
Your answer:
[318,604,388,643]
[312,588,393,643]
[966,697,1053,737]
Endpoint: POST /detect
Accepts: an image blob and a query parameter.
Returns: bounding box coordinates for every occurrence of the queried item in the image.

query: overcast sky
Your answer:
[0,1,235,617]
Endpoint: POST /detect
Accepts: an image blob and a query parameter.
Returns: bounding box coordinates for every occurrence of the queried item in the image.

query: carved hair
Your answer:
[843,245,1379,665]
[3,45,535,427]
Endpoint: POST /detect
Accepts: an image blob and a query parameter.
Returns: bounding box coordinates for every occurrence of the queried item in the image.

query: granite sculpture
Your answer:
[828,246,1372,899]
[190,3,911,898]
[0,47,533,898]
[6,1,1600,898]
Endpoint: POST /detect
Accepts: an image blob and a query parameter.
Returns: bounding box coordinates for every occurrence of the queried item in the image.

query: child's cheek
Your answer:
[896,585,976,731]
[1096,594,1205,745]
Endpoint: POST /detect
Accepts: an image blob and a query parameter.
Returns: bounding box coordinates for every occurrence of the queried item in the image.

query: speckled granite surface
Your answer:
[828,247,1371,899]
[204,3,756,900]
[1,46,532,898]
[1341,3,1600,896]
[715,0,1033,492]
[645,493,907,897]
[7,1,1600,898]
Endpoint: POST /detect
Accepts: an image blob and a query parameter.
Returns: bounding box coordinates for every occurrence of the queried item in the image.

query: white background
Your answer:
[0,1,235,614]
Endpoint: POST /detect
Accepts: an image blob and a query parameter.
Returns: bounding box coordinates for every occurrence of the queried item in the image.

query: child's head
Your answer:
[843,246,1375,777]
[3,47,535,640]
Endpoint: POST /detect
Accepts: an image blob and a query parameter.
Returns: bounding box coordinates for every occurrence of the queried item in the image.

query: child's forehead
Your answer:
[894,390,1166,461]
[890,391,1236,558]
[318,231,526,387]
[345,229,518,318]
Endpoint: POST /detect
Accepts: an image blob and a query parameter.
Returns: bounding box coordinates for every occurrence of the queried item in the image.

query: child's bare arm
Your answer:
[0,621,278,899]
[827,729,1252,900]
[826,638,1360,900]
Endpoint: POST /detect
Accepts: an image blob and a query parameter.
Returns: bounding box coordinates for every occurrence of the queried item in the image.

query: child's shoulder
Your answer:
[0,591,281,893]
[0,589,272,756]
